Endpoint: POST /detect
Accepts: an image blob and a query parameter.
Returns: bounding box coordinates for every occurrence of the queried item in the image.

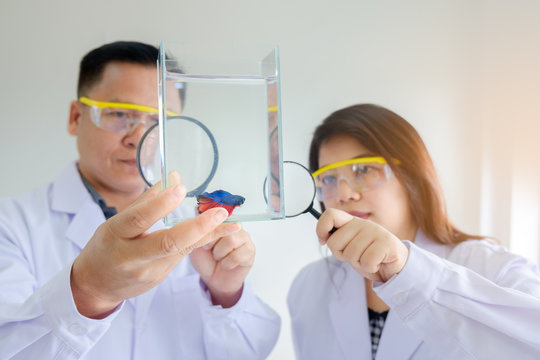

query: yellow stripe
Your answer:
[79,96,179,117]
[312,156,400,178]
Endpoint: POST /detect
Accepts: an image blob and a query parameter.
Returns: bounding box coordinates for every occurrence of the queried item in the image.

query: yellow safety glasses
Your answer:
[79,96,180,134]
[312,156,400,201]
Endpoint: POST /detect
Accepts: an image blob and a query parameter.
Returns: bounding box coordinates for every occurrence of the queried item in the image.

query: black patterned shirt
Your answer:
[368,308,389,359]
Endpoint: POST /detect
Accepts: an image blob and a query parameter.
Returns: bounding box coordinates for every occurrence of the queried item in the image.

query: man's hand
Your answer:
[317,208,409,283]
[70,173,237,319]
[190,226,255,308]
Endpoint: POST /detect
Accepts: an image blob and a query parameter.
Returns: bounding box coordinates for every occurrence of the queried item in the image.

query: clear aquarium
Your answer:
[137,41,284,225]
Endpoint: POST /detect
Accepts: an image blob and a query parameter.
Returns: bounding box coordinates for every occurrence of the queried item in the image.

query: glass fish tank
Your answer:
[137,41,284,224]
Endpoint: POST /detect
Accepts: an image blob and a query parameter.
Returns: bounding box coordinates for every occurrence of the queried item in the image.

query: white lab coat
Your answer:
[288,230,540,359]
[0,163,280,360]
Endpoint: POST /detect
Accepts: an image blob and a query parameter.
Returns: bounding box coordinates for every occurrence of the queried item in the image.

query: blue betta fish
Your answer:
[196,190,245,216]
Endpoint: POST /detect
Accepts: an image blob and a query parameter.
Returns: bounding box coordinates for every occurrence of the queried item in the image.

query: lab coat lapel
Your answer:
[51,163,105,250]
[65,200,105,250]
[373,230,427,359]
[328,264,372,360]
[375,310,423,359]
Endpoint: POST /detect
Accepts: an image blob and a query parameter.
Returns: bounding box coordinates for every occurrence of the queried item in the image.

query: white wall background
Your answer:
[1,1,539,359]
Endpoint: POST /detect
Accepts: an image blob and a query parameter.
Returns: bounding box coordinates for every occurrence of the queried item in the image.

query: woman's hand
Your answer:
[317,208,409,282]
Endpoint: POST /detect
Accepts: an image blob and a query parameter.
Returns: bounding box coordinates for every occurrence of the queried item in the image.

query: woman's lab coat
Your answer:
[0,163,280,360]
[288,230,540,359]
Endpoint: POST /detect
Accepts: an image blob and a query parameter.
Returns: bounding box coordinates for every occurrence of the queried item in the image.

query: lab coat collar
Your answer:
[51,163,169,250]
[51,162,91,215]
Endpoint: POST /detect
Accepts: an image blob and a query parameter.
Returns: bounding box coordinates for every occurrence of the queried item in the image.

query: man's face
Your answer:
[68,62,181,197]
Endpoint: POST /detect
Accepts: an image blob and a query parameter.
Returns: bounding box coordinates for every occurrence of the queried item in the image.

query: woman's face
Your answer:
[318,134,417,241]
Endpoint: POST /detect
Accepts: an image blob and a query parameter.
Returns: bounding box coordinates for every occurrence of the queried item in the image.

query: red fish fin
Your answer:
[198,200,219,213]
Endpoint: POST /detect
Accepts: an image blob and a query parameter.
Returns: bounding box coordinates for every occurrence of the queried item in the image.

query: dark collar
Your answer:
[78,170,118,220]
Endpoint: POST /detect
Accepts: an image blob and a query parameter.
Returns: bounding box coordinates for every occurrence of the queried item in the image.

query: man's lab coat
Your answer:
[0,163,280,360]
[288,230,540,359]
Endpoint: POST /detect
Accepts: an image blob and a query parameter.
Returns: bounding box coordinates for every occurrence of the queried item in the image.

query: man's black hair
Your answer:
[77,41,185,105]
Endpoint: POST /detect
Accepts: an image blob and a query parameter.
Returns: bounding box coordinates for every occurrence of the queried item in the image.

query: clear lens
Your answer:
[314,162,392,201]
[90,106,159,134]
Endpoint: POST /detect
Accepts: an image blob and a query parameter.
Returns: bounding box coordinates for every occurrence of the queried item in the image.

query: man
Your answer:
[0,41,280,359]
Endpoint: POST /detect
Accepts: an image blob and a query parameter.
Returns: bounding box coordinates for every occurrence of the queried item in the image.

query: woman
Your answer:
[287,104,540,359]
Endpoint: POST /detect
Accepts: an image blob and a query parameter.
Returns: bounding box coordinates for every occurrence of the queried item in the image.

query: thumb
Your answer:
[142,207,230,259]
[316,209,354,244]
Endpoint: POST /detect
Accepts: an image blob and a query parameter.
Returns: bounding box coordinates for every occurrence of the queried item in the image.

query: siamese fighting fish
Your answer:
[196,190,245,216]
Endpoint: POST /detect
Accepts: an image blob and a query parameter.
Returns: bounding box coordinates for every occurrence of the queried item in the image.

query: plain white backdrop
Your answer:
[1,1,540,358]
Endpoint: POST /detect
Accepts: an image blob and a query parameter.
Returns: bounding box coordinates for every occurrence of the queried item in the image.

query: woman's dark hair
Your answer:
[309,103,483,245]
[77,41,185,104]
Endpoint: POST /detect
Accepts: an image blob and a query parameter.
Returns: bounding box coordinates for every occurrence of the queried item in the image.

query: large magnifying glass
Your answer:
[136,116,219,198]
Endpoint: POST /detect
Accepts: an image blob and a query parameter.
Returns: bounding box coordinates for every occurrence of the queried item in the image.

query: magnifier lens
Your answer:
[164,118,215,192]
[137,116,218,197]
[264,161,320,218]
[138,124,160,186]
[282,162,314,216]
[263,161,330,230]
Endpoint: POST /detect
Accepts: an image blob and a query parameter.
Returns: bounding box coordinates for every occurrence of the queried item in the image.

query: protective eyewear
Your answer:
[312,156,400,201]
[79,96,179,134]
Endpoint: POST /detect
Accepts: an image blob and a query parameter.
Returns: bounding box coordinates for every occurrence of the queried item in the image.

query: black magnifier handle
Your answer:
[307,206,322,219]
[306,206,337,234]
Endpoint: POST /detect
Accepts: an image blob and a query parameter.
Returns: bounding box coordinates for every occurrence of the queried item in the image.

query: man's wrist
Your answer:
[70,266,121,319]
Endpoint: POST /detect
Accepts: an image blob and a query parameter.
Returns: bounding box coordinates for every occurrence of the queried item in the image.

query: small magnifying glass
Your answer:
[263,161,337,233]
[263,161,321,219]
[136,115,219,198]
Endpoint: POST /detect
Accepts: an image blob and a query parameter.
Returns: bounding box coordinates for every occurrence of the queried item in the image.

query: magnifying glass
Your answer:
[263,161,337,233]
[263,161,321,218]
[136,115,219,198]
